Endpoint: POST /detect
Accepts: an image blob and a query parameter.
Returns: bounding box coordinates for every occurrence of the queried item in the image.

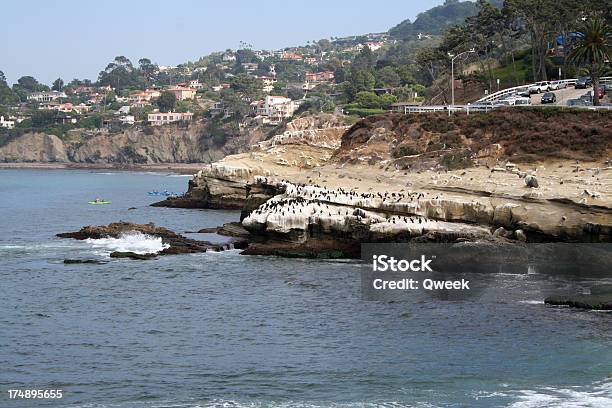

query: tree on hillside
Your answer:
[376,66,401,88]
[229,74,263,102]
[12,75,49,101]
[138,58,159,83]
[568,18,611,106]
[353,46,376,71]
[52,78,64,91]
[505,0,578,81]
[98,56,142,91]
[0,70,19,106]
[16,76,40,91]
[156,91,176,113]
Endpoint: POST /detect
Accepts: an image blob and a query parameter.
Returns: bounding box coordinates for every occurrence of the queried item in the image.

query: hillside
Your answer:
[389,0,481,40]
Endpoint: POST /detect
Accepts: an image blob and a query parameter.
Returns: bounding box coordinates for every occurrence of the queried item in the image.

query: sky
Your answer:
[1,0,445,85]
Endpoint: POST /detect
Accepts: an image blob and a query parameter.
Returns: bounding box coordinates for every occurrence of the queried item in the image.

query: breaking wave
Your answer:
[506,381,612,408]
[85,231,168,255]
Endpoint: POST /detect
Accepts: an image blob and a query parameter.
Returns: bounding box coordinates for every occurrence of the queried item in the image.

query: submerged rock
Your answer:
[110,251,158,260]
[545,295,612,310]
[63,259,108,265]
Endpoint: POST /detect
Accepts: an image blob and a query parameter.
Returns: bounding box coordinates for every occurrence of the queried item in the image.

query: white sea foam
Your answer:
[505,381,612,408]
[85,231,168,255]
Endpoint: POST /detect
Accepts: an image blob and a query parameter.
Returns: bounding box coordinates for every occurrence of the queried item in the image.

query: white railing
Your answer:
[477,77,612,102]
[395,103,612,115]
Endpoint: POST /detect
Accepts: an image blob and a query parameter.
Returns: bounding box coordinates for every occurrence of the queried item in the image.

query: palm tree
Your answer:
[568,18,611,106]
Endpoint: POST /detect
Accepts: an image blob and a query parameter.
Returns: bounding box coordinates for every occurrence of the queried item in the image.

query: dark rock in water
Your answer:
[232,240,249,250]
[198,223,251,238]
[64,259,108,264]
[217,222,252,238]
[545,294,612,310]
[197,227,219,234]
[128,207,137,210]
[241,238,360,259]
[57,222,225,256]
[110,251,157,260]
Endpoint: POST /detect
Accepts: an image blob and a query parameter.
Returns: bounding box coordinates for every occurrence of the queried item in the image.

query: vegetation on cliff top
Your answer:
[338,109,612,163]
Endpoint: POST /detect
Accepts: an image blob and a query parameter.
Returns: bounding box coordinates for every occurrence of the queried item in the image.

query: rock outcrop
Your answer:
[57,222,228,256]
[153,111,611,258]
[0,133,69,162]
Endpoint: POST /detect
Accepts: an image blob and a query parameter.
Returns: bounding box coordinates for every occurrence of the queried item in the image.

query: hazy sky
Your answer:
[1,0,446,85]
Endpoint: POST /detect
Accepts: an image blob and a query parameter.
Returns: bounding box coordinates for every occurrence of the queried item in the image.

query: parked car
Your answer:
[567,98,589,107]
[541,92,557,104]
[518,90,531,97]
[550,81,568,90]
[529,81,552,94]
[575,77,592,89]
[595,87,605,99]
[604,84,612,94]
[506,96,531,105]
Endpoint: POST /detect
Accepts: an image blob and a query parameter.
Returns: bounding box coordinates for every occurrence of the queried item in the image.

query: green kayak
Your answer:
[88,201,112,205]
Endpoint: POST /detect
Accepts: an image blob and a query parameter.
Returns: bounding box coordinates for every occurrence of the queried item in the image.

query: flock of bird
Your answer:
[247,180,439,227]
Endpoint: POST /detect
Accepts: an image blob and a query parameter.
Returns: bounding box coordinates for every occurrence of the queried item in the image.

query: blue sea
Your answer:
[1,169,611,408]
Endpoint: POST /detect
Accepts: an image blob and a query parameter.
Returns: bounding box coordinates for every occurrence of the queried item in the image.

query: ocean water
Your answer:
[1,169,612,408]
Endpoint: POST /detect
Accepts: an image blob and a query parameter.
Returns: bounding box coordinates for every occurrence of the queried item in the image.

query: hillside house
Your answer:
[27,91,67,102]
[365,41,385,51]
[166,86,196,101]
[0,116,15,129]
[250,95,299,125]
[241,63,259,74]
[303,71,335,90]
[281,52,303,61]
[148,111,194,126]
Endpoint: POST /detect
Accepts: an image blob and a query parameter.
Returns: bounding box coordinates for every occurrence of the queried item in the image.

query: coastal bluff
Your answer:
[153,110,612,256]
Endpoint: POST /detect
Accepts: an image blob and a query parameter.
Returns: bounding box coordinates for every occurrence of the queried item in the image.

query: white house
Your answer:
[0,116,15,129]
[148,111,194,126]
[27,91,67,102]
[251,96,299,124]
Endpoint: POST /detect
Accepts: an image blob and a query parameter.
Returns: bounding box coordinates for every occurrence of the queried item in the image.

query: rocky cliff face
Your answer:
[0,133,69,162]
[0,121,264,164]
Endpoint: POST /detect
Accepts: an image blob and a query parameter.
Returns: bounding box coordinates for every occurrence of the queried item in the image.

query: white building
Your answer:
[148,111,194,126]
[119,115,135,125]
[27,91,67,102]
[0,116,15,129]
[251,96,299,124]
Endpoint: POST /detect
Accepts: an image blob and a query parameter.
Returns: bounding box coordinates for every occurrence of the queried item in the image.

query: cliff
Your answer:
[0,120,266,165]
[154,110,612,257]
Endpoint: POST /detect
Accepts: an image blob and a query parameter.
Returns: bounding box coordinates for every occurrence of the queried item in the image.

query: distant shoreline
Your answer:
[0,162,206,175]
